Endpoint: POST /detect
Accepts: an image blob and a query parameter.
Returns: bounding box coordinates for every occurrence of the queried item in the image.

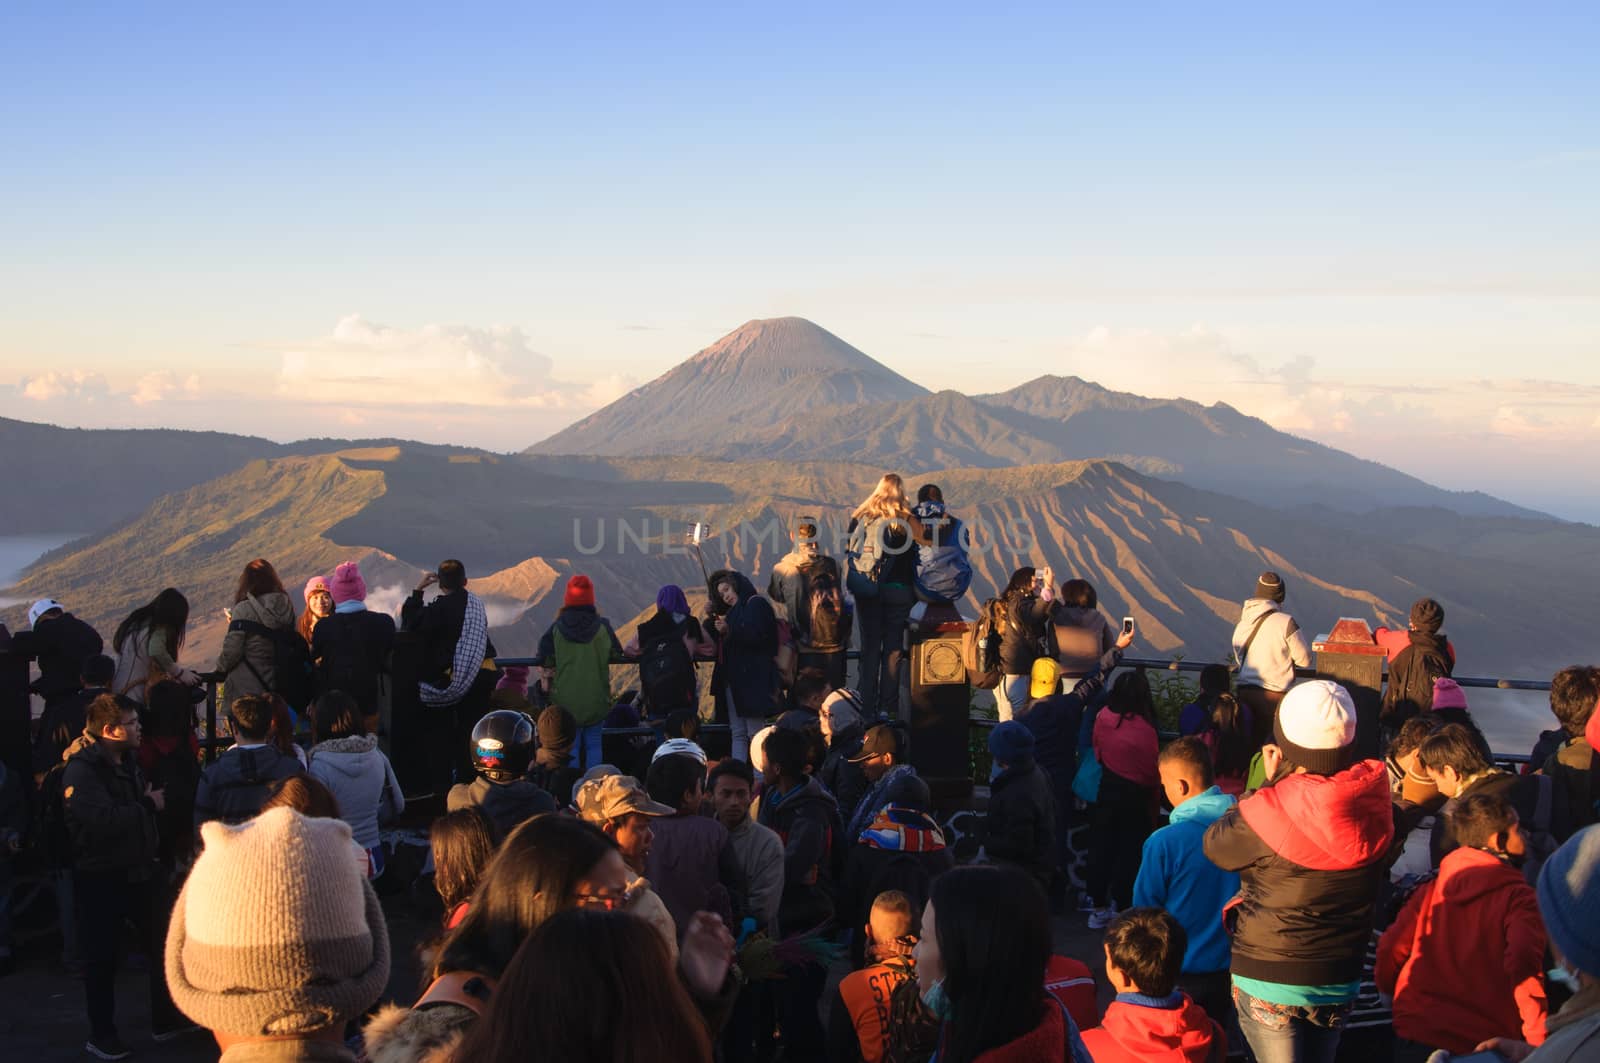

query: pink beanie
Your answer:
[304,575,330,603]
[329,562,367,605]
[496,664,530,695]
[1431,677,1469,712]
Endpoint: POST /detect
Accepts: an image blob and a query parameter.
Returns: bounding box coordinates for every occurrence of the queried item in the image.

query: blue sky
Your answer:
[2,2,1597,517]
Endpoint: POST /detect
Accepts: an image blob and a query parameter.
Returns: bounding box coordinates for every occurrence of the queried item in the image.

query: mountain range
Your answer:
[4,316,1593,702]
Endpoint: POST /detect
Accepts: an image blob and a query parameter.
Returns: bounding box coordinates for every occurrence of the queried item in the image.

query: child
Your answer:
[1178,664,1235,737]
[1131,737,1240,1042]
[984,721,1058,893]
[828,890,936,1063]
[1082,907,1226,1062]
[1377,790,1548,1060]
[1198,692,1253,797]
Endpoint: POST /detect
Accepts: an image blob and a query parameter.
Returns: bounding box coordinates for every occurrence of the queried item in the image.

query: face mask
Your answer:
[1496,848,1528,870]
[1549,965,1582,994]
[921,978,952,1020]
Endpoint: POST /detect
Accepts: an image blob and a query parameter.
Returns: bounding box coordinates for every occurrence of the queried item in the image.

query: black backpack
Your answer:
[229,618,314,710]
[33,758,76,868]
[638,621,695,714]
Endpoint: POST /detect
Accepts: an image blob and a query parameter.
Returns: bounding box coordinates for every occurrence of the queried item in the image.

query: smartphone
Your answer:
[690,522,708,545]
[1122,617,1135,635]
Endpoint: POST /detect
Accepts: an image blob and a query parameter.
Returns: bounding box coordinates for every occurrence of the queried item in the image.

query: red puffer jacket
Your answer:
[1376,845,1548,1054]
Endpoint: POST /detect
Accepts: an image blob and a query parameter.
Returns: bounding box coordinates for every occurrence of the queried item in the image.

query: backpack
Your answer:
[1382,642,1451,725]
[315,614,385,712]
[912,503,973,606]
[34,757,75,867]
[774,618,799,689]
[638,621,695,713]
[229,618,315,711]
[801,558,848,652]
[845,518,888,600]
[963,600,1004,690]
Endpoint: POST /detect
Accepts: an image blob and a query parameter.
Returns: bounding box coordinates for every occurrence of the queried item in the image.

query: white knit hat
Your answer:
[165,807,390,1036]
[1273,680,1358,775]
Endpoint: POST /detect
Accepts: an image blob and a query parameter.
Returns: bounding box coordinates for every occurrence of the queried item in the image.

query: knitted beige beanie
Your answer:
[164,806,391,1036]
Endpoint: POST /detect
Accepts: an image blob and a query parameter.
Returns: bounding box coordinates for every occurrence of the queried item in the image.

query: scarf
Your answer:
[847,764,917,842]
[420,591,490,707]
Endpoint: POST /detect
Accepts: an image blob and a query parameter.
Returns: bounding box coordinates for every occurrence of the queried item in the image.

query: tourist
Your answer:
[1535,665,1600,841]
[983,721,1057,892]
[845,474,918,717]
[215,558,300,702]
[165,807,389,1063]
[1086,670,1161,928]
[306,690,404,878]
[1081,907,1226,1063]
[137,678,203,872]
[1231,571,1311,746]
[913,864,1093,1062]
[537,574,624,771]
[110,588,201,704]
[769,519,852,689]
[1380,597,1455,733]
[1198,692,1253,797]
[311,560,397,731]
[194,693,304,825]
[625,584,715,716]
[708,758,784,936]
[528,704,581,805]
[446,709,557,836]
[33,652,115,775]
[705,568,780,762]
[844,723,929,844]
[1419,722,1556,875]
[428,807,499,931]
[297,574,333,648]
[1178,664,1235,737]
[645,749,738,931]
[1052,577,1128,682]
[14,597,104,713]
[828,889,932,1063]
[992,566,1054,721]
[573,772,680,952]
[1203,680,1393,1063]
[401,559,498,783]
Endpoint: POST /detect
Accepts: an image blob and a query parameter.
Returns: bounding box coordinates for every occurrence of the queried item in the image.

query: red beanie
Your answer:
[564,575,595,609]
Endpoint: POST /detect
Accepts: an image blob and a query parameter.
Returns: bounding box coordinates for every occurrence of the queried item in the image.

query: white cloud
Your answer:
[130,371,201,405]
[278,314,582,409]
[20,370,109,402]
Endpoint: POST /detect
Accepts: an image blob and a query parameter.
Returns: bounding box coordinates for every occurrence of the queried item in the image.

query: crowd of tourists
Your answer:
[0,474,1598,1063]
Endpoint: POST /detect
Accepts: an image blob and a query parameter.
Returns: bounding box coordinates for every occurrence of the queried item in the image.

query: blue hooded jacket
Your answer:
[1131,786,1240,974]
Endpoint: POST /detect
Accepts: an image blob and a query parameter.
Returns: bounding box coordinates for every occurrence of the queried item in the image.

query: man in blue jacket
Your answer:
[1132,736,1241,1048]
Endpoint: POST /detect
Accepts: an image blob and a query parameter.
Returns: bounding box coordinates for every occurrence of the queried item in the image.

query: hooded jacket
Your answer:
[194,741,304,826]
[645,811,736,933]
[1049,603,1116,679]
[1093,708,1160,790]
[537,605,623,727]
[1376,845,1547,1054]
[985,757,1058,886]
[1230,599,1310,692]
[710,571,780,719]
[446,775,557,837]
[307,734,404,850]
[819,720,869,816]
[1203,758,1393,987]
[216,592,297,699]
[61,732,160,875]
[1132,787,1241,974]
[756,774,840,933]
[938,999,1094,1063]
[1080,993,1225,1063]
[768,549,844,648]
[997,592,1051,676]
[1542,735,1597,842]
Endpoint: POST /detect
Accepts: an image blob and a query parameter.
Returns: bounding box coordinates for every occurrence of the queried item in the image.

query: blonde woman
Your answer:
[844,473,922,716]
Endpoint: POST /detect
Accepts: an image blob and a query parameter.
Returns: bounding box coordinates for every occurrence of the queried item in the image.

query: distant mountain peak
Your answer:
[685,317,917,381]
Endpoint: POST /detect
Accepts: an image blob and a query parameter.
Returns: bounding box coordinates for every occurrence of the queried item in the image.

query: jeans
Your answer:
[997,674,1030,721]
[54,867,81,966]
[856,583,914,717]
[567,724,604,773]
[75,869,180,1040]
[729,713,760,764]
[1232,983,1349,1063]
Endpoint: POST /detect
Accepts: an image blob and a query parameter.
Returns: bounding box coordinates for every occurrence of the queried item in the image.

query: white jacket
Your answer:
[307,735,403,850]
[1232,599,1311,692]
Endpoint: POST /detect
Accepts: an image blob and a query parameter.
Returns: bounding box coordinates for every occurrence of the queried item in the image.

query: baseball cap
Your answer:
[28,599,64,627]
[848,723,904,764]
[575,774,675,824]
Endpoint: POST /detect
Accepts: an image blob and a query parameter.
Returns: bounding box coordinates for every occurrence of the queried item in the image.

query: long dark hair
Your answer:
[433,813,615,981]
[452,908,712,1063]
[113,587,189,657]
[1002,567,1036,600]
[1207,693,1253,779]
[931,865,1051,1063]
[431,808,501,918]
[233,558,286,604]
[1106,669,1155,727]
[1058,578,1097,609]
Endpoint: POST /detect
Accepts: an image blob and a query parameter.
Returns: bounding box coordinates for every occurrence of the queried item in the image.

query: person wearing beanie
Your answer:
[537,574,624,773]
[311,560,396,735]
[818,689,870,822]
[983,721,1058,893]
[401,559,499,786]
[297,576,333,648]
[165,806,390,1061]
[1380,596,1456,735]
[623,583,716,717]
[527,705,581,805]
[1203,680,1393,1062]
[1230,571,1311,747]
[1475,824,1600,1062]
[1425,676,1493,758]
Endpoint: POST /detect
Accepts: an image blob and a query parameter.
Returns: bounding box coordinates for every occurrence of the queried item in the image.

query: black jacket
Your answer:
[402,589,497,689]
[819,724,869,818]
[1381,631,1453,726]
[312,608,396,713]
[446,775,558,837]
[709,572,780,720]
[997,593,1050,676]
[194,744,304,826]
[14,612,103,703]
[985,758,1058,885]
[758,775,841,933]
[61,734,160,876]
[1204,759,1393,986]
[32,684,109,774]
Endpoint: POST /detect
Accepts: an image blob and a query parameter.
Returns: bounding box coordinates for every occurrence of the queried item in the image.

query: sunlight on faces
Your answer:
[711,775,750,830]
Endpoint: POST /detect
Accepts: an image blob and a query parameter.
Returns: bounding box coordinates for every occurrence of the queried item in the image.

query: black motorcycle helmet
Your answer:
[470,709,535,781]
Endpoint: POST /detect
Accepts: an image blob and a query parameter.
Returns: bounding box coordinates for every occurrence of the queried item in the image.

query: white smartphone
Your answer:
[1122,616,1135,635]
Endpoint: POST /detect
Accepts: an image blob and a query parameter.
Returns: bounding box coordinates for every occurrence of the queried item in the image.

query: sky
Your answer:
[2,2,1597,520]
